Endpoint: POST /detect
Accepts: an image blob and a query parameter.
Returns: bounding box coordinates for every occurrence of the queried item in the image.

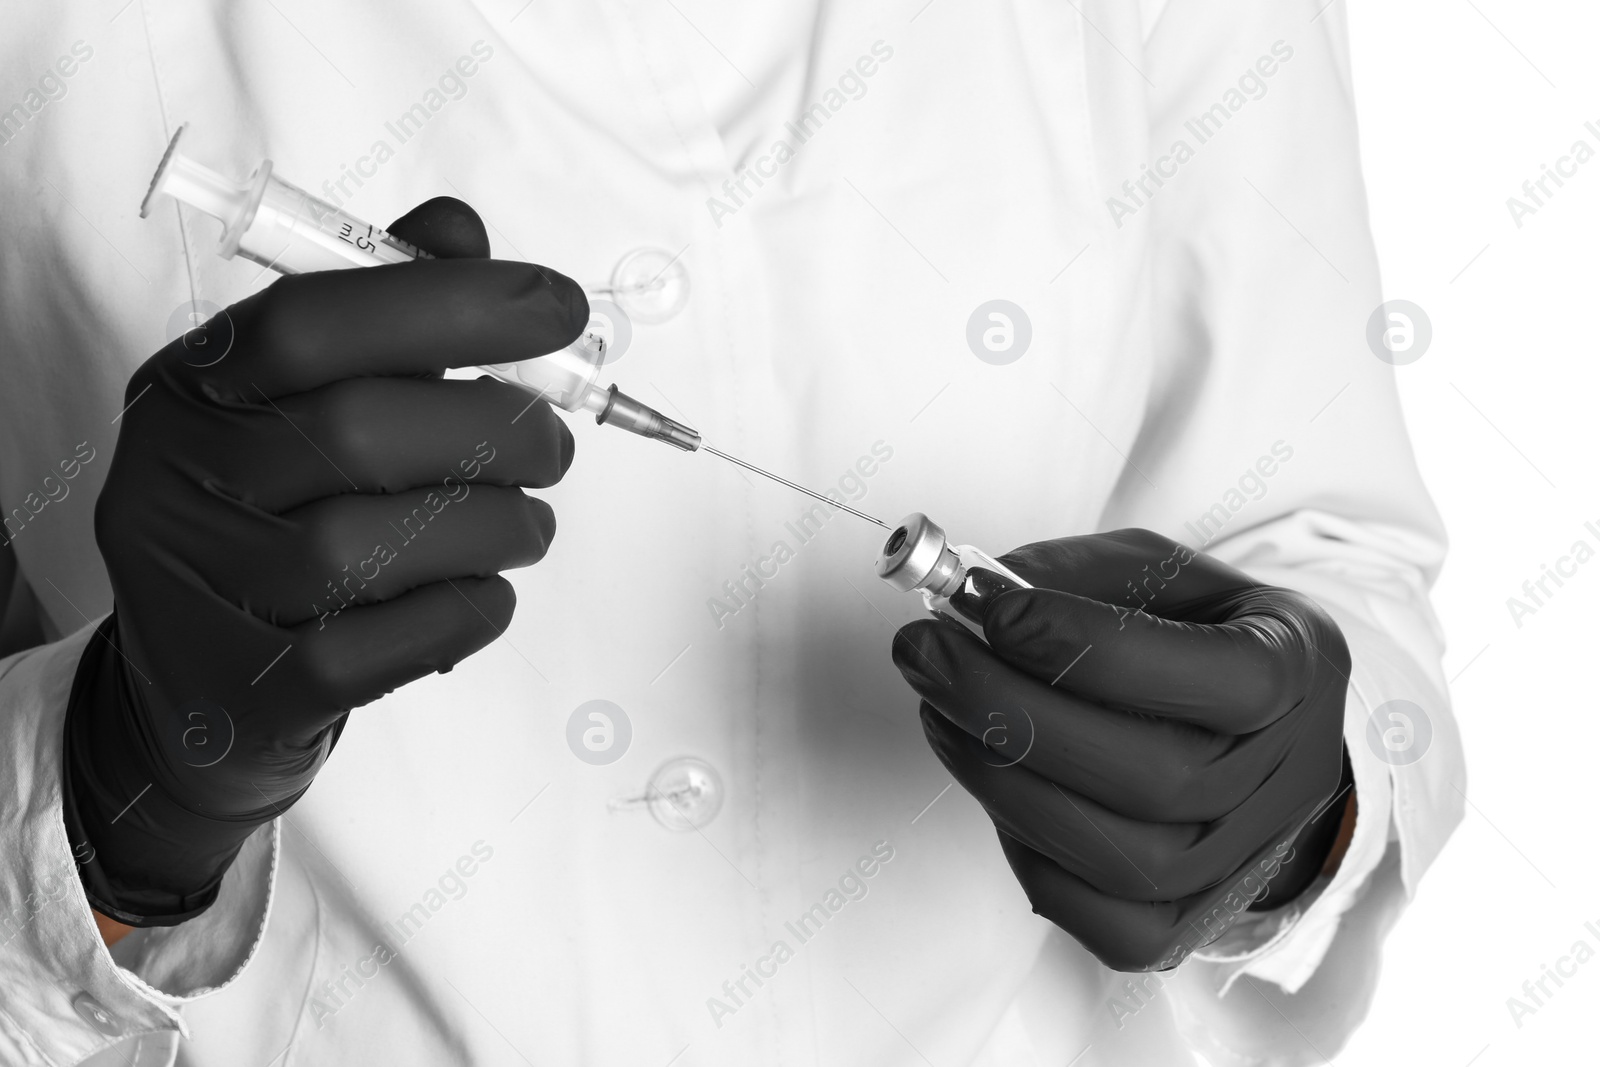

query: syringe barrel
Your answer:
[229,167,428,273]
[480,338,608,415]
[243,173,606,410]
[141,126,605,415]
[241,174,607,412]
[239,172,608,412]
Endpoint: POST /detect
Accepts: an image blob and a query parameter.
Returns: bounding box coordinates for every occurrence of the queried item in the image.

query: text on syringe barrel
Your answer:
[233,170,428,274]
[230,169,608,414]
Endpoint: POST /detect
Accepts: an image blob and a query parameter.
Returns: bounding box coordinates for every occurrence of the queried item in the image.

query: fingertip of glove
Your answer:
[523,263,590,347]
[980,587,1045,650]
[387,196,490,258]
[983,587,1033,631]
[893,617,974,684]
[891,618,944,670]
[558,420,576,477]
[462,574,517,630]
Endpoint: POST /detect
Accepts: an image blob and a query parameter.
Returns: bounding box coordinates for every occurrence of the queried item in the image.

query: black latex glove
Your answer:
[62,198,585,926]
[892,529,1353,972]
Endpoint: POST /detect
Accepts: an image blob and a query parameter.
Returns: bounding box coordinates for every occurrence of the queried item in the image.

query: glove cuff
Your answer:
[60,616,257,927]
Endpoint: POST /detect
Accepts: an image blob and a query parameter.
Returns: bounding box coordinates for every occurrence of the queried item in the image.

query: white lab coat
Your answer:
[0,1,1464,1064]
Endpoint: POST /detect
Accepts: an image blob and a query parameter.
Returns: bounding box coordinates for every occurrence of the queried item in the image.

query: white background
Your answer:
[1339,1,1599,1062]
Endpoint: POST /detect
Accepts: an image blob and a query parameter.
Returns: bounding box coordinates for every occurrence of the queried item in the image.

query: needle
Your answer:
[702,445,892,530]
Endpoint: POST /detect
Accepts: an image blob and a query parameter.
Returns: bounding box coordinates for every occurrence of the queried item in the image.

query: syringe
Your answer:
[140,125,700,452]
[141,128,909,547]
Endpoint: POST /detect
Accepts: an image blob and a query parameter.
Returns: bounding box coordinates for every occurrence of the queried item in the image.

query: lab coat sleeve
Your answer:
[1095,0,1466,1061]
[0,621,277,1067]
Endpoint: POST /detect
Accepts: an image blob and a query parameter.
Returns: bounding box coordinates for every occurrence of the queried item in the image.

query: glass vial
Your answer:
[874,513,1031,638]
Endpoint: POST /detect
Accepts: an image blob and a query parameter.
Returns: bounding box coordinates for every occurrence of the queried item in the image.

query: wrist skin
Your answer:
[94,911,134,947]
[1322,790,1358,876]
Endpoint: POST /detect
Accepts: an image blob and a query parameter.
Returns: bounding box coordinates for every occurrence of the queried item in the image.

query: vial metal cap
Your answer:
[876,512,963,597]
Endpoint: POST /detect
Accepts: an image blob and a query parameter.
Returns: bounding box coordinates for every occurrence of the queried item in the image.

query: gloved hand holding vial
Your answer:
[887,524,1355,970]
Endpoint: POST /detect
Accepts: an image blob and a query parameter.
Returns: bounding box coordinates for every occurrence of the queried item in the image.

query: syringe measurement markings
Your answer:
[702,445,891,530]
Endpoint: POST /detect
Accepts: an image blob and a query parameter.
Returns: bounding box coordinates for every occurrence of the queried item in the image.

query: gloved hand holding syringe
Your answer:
[141,125,1016,626]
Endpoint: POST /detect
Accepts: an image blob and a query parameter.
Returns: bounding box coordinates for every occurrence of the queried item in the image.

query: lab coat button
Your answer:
[72,992,123,1036]
[646,756,723,830]
[609,247,690,324]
